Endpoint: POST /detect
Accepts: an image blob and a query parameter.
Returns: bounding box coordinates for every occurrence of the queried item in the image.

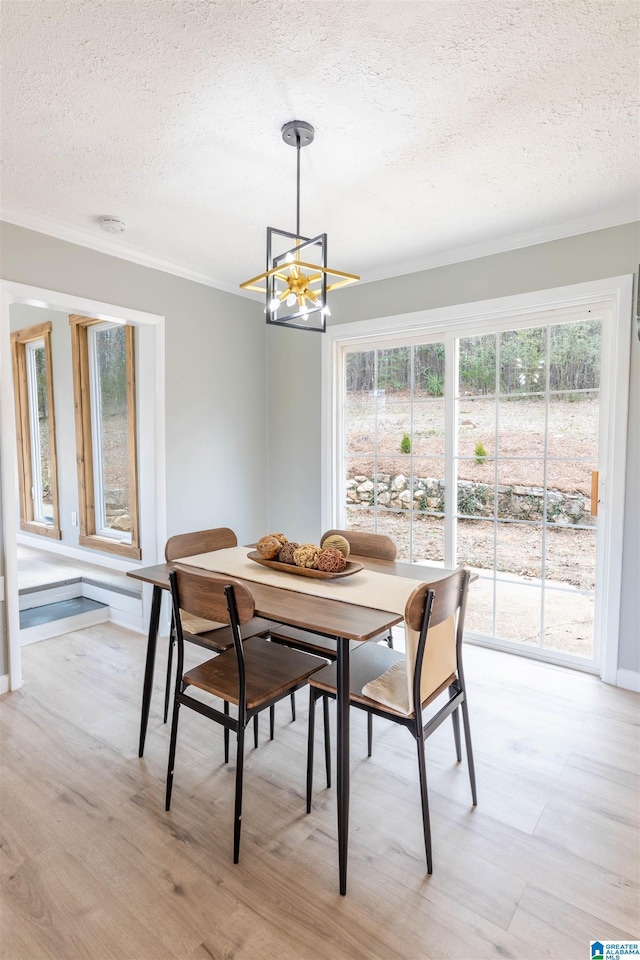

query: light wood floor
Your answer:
[1,624,638,960]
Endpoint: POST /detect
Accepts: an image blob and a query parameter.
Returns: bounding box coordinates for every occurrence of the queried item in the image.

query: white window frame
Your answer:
[322,276,633,685]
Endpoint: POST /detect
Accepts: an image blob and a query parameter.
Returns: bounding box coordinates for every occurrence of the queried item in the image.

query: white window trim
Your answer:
[322,275,633,686]
[0,281,166,692]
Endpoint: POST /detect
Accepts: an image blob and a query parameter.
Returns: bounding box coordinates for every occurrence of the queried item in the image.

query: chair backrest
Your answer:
[165,527,237,562]
[170,567,255,627]
[404,568,470,711]
[169,567,255,719]
[321,529,397,561]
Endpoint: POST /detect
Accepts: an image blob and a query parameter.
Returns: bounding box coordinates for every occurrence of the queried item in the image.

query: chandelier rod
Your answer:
[239,120,359,332]
[295,130,301,238]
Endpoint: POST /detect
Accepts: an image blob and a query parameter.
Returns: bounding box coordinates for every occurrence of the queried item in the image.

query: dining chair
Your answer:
[268,529,398,661]
[166,567,329,863]
[163,527,279,727]
[306,567,476,873]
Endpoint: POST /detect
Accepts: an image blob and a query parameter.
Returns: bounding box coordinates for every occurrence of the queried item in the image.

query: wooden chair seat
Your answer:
[268,624,361,660]
[184,616,275,654]
[311,644,457,717]
[185,636,328,711]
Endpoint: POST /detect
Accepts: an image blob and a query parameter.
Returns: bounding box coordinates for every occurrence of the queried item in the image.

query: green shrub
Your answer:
[400,432,411,454]
[425,373,444,397]
[474,441,488,464]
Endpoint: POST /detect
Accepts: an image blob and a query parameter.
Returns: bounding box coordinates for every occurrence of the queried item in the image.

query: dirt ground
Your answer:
[344,395,597,582]
[346,394,598,492]
[345,395,598,658]
[346,507,595,658]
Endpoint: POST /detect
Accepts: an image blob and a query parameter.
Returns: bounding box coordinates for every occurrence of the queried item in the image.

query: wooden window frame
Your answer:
[69,314,141,559]
[11,321,61,539]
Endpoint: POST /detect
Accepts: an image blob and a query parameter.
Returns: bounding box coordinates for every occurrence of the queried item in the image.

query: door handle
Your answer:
[590,470,599,517]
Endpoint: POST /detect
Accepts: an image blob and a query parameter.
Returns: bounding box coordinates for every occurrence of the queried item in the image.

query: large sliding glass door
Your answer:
[337,306,611,671]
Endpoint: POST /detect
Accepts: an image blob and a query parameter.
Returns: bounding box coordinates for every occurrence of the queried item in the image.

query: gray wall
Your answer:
[265,223,640,674]
[0,448,6,676]
[1,222,268,551]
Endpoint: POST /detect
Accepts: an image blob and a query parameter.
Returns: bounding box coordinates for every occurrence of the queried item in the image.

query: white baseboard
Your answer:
[81,582,141,614]
[0,674,9,695]
[109,608,145,633]
[18,577,143,642]
[616,669,640,692]
[19,582,83,610]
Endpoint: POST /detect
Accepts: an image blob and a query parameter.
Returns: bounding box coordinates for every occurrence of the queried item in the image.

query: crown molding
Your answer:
[2,204,637,297]
[360,208,639,285]
[0,206,249,298]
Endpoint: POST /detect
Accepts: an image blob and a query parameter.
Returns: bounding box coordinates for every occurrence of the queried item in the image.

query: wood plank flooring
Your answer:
[1,624,638,959]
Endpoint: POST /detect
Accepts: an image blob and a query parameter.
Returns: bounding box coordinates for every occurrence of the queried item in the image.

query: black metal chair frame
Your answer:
[166,571,329,863]
[307,568,477,874]
[163,527,239,723]
[163,528,288,727]
[166,608,276,749]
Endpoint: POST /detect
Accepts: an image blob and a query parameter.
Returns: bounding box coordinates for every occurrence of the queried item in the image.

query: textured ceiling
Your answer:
[1,0,638,294]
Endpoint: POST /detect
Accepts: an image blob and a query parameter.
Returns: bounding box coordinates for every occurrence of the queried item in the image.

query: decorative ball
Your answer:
[317,547,347,573]
[293,543,321,568]
[278,541,299,565]
[257,535,282,559]
[321,534,350,558]
[268,533,288,547]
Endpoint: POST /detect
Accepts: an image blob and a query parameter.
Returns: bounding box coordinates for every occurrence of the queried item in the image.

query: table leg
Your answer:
[336,635,350,895]
[138,584,163,757]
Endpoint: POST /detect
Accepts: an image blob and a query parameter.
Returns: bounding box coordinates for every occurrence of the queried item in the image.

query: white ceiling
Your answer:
[1,0,638,296]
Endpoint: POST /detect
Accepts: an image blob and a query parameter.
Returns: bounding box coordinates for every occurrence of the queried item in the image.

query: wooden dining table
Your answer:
[128,552,460,895]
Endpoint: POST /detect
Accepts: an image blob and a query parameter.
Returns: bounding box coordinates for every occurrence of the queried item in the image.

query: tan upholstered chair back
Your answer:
[404,568,470,709]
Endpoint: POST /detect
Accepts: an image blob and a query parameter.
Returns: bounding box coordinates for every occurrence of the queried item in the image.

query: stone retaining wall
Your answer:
[346,473,593,526]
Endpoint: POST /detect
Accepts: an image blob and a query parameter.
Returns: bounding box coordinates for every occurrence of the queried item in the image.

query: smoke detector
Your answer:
[98,216,126,234]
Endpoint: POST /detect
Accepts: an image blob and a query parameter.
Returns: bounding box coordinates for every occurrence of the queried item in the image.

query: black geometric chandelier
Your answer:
[240,121,359,332]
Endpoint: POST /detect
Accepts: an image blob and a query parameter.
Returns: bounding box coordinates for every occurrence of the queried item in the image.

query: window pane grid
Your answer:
[342,317,600,664]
